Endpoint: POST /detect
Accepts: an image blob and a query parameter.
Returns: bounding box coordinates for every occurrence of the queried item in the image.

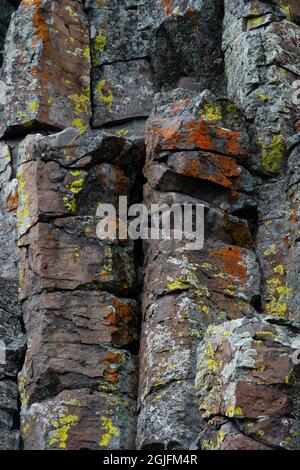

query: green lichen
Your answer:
[282,5,292,21]
[247,15,265,27]
[96,80,113,112]
[199,102,222,122]
[259,134,286,173]
[94,28,107,53]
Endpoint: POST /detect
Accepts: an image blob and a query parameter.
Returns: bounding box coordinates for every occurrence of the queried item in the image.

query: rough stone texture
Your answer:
[87,0,225,127]
[0,0,300,452]
[0,1,16,66]
[136,89,263,450]
[0,140,25,449]
[16,129,142,449]
[196,318,300,449]
[1,0,91,137]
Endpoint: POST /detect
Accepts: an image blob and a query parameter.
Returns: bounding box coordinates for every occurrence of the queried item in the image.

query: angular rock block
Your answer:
[224,1,299,149]
[85,0,149,67]
[146,114,249,158]
[1,0,91,136]
[21,389,136,450]
[196,318,300,449]
[92,59,155,127]
[143,245,260,305]
[142,0,225,92]
[19,219,136,297]
[17,127,142,449]
[19,290,138,404]
[137,380,201,450]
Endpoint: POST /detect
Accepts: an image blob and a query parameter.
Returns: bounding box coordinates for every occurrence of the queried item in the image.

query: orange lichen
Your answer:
[6,192,19,212]
[213,246,247,283]
[214,127,245,155]
[160,0,173,16]
[186,120,214,150]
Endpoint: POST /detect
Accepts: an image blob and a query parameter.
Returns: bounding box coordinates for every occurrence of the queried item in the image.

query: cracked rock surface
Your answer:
[0,0,299,450]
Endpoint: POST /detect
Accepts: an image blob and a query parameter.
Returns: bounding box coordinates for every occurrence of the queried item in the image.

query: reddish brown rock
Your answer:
[21,389,136,450]
[1,0,91,136]
[196,318,300,449]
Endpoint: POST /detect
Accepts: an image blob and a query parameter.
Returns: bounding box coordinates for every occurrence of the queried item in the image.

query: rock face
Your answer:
[0,0,299,451]
[1,0,91,136]
[17,129,142,449]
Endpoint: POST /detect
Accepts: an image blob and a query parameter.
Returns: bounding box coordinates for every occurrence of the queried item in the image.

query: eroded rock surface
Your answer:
[0,0,299,451]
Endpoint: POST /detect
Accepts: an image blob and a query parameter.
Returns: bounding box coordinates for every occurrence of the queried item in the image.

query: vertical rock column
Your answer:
[0,140,25,449]
[0,1,24,451]
[84,0,155,128]
[195,0,300,450]
[1,0,91,137]
[137,90,261,449]
[17,129,141,449]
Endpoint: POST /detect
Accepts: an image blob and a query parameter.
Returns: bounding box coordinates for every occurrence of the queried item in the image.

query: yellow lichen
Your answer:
[256,94,269,102]
[247,15,265,27]
[225,405,243,418]
[259,135,286,173]
[198,102,222,122]
[282,5,292,21]
[94,28,107,53]
[98,417,119,447]
[273,264,285,276]
[28,101,39,113]
[265,277,293,317]
[96,80,113,111]
[263,245,277,257]
[49,414,79,449]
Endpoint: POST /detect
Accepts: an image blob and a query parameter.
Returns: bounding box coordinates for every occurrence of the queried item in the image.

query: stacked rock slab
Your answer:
[195,0,300,450]
[17,128,141,449]
[136,90,261,449]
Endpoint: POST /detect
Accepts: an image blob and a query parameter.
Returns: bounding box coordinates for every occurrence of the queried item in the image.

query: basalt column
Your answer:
[136,89,262,449]
[17,129,142,449]
[195,0,300,450]
[0,0,25,451]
